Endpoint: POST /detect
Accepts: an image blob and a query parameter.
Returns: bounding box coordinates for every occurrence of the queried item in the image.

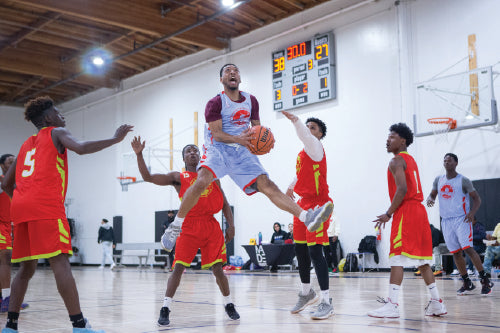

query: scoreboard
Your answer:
[272,32,336,111]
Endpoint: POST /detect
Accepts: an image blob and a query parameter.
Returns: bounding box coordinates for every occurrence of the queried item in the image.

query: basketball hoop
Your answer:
[427,117,457,142]
[117,176,137,192]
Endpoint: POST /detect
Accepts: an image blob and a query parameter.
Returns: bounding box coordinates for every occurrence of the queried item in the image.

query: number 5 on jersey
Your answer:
[22,148,36,177]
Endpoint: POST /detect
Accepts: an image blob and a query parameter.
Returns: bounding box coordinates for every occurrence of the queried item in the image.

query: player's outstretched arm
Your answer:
[52,124,133,155]
[217,179,235,243]
[131,136,180,186]
[282,111,323,161]
[0,157,16,197]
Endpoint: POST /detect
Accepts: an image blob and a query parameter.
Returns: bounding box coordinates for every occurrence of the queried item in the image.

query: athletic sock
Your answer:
[320,290,329,303]
[388,284,400,304]
[299,210,308,223]
[301,283,311,296]
[461,274,471,283]
[427,282,440,300]
[6,312,19,330]
[163,297,172,309]
[172,216,185,227]
[478,270,487,279]
[2,288,10,298]
[222,295,232,306]
[69,313,86,328]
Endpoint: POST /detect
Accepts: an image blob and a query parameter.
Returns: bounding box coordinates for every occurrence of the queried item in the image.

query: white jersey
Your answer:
[434,174,474,218]
[204,91,253,147]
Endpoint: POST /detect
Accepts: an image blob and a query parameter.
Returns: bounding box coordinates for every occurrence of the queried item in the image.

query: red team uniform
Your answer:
[0,175,13,250]
[173,171,227,269]
[388,152,432,260]
[293,149,332,246]
[10,127,72,262]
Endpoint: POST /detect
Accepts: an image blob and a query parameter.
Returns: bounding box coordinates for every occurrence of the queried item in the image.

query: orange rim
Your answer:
[117,176,137,182]
[427,117,457,129]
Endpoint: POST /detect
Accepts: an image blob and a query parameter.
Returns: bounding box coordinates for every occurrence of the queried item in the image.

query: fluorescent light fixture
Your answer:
[465,114,474,120]
[222,0,234,6]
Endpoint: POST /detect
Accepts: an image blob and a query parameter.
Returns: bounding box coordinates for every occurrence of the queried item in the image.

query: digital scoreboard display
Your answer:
[272,32,336,111]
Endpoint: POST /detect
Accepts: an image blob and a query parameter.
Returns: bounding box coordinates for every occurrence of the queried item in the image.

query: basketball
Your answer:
[248,125,275,155]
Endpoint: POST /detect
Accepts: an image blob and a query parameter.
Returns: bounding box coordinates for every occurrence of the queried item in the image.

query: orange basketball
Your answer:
[248,125,275,155]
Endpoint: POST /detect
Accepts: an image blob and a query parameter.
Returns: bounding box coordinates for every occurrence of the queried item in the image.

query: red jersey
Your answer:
[179,171,223,217]
[387,152,424,205]
[11,127,68,224]
[0,175,11,222]
[294,149,329,199]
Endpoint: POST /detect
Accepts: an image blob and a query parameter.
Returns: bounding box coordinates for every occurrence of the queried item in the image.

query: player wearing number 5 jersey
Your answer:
[1,96,132,333]
[283,111,333,320]
[369,123,446,319]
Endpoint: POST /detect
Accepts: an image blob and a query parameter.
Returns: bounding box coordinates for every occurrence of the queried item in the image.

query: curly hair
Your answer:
[306,117,327,139]
[389,122,414,147]
[0,154,14,166]
[24,96,54,125]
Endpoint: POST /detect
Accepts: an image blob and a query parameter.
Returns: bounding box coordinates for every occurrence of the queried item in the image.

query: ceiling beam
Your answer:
[14,0,227,49]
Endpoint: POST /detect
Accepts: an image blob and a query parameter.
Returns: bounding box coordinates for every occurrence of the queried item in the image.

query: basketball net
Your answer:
[427,117,457,143]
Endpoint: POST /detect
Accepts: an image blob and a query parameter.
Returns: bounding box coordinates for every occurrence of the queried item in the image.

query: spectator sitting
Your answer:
[430,224,448,277]
[483,222,500,278]
[270,222,288,244]
[465,217,486,275]
[287,223,294,241]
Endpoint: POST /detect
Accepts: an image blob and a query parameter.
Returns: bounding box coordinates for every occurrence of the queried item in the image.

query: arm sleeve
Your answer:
[432,176,440,191]
[250,95,260,121]
[205,95,222,123]
[292,120,323,161]
[462,176,476,194]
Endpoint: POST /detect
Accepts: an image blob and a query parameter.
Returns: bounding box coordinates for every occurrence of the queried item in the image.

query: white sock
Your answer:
[299,210,308,223]
[301,283,311,295]
[320,289,329,303]
[163,297,172,309]
[223,295,232,306]
[172,216,184,227]
[2,288,10,299]
[388,284,400,304]
[427,283,440,300]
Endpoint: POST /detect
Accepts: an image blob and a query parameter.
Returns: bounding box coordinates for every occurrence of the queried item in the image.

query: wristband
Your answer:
[385,212,392,218]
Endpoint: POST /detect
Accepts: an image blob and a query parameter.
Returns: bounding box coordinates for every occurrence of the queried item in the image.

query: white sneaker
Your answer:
[110,262,116,270]
[467,269,475,276]
[450,269,460,276]
[425,299,447,317]
[367,298,399,318]
[161,224,182,252]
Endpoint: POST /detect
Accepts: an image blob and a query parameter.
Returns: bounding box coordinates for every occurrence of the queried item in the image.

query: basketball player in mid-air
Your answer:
[162,64,333,251]
[426,153,494,295]
[369,123,447,318]
[131,137,239,326]
[1,96,133,333]
[283,111,334,320]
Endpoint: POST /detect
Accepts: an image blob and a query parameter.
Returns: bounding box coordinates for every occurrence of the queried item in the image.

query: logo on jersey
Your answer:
[440,184,453,199]
[189,177,213,197]
[230,109,251,126]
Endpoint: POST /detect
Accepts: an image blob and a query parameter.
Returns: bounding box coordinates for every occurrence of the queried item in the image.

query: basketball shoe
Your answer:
[72,319,105,333]
[304,202,334,232]
[157,307,170,326]
[480,278,494,296]
[367,298,399,318]
[161,224,182,252]
[224,303,240,320]
[0,297,29,313]
[291,289,318,313]
[457,279,475,295]
[311,298,334,320]
[424,299,447,316]
[1,329,17,333]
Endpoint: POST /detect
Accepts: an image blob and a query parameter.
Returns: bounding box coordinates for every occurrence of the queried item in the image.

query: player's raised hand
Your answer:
[282,111,298,123]
[114,124,134,142]
[131,136,146,154]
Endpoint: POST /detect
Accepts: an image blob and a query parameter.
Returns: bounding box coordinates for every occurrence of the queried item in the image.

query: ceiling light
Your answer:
[92,56,104,66]
[222,0,234,7]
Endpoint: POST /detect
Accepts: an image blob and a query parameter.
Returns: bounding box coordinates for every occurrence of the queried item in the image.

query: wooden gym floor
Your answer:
[2,266,499,333]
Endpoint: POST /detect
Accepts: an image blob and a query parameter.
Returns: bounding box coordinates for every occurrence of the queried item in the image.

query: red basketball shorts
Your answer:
[389,201,433,260]
[12,219,73,263]
[0,221,12,250]
[293,197,332,246]
[173,215,226,269]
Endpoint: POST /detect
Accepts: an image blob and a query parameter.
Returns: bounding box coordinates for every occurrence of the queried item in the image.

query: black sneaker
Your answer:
[157,307,170,326]
[457,280,475,295]
[225,303,240,320]
[480,278,494,296]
